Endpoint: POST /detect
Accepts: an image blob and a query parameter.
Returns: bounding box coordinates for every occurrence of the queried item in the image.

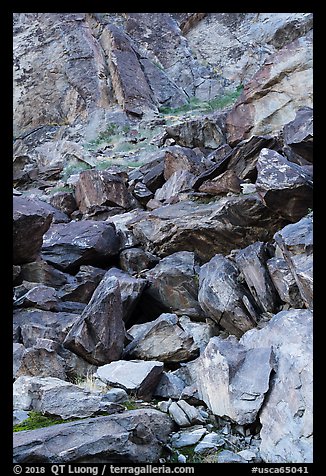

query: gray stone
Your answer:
[274,214,313,308]
[178,316,217,352]
[143,251,203,318]
[240,309,313,463]
[267,257,304,308]
[168,400,205,427]
[119,248,159,275]
[283,107,313,165]
[57,265,106,303]
[129,194,286,262]
[194,336,272,424]
[42,220,120,272]
[218,449,247,463]
[157,399,172,413]
[235,241,279,313]
[95,360,164,400]
[194,432,225,454]
[237,449,258,461]
[171,427,207,448]
[155,170,196,203]
[108,210,142,250]
[14,284,59,311]
[255,148,313,223]
[64,272,125,365]
[125,313,198,363]
[154,371,187,400]
[20,260,69,289]
[13,410,30,426]
[13,196,53,264]
[103,388,128,404]
[13,376,123,419]
[13,409,174,463]
[198,254,258,337]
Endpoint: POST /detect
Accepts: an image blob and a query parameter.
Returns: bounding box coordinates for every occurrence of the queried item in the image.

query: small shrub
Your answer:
[13,411,77,432]
[61,162,92,180]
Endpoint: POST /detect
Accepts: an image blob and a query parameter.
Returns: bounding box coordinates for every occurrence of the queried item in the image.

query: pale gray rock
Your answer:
[194,432,225,454]
[274,214,313,308]
[95,360,164,400]
[102,388,129,404]
[283,107,313,165]
[157,399,172,413]
[235,241,279,313]
[267,257,304,308]
[155,170,196,202]
[124,313,198,363]
[240,309,313,463]
[13,410,30,426]
[13,409,174,463]
[194,336,272,424]
[13,376,123,419]
[171,427,207,448]
[108,210,143,250]
[198,254,258,337]
[168,400,205,427]
[154,371,187,400]
[218,449,247,463]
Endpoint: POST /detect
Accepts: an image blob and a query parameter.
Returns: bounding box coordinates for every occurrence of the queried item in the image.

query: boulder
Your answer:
[226,33,313,145]
[129,194,286,262]
[13,409,174,463]
[42,220,120,271]
[64,272,125,365]
[168,400,205,427]
[240,309,313,463]
[57,265,106,303]
[255,148,313,222]
[155,170,196,202]
[13,376,123,419]
[124,313,198,363]
[171,427,207,448]
[132,182,153,205]
[109,210,143,250]
[143,251,203,318]
[20,260,69,289]
[13,196,53,264]
[194,432,225,454]
[194,336,272,424]
[198,254,258,337]
[235,241,279,313]
[163,146,209,180]
[119,248,159,275]
[75,169,133,214]
[273,214,313,308]
[218,450,247,463]
[266,257,304,308]
[95,360,164,400]
[13,284,59,311]
[283,107,313,165]
[198,169,241,195]
[154,371,187,400]
[138,157,165,193]
[49,191,77,216]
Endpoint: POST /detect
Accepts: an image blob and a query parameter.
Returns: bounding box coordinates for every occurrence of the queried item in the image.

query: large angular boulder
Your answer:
[255,148,313,222]
[194,336,272,424]
[273,214,313,308]
[13,284,60,311]
[163,146,210,180]
[235,241,279,313]
[119,247,159,275]
[240,309,313,463]
[13,409,174,463]
[64,272,125,365]
[42,220,120,271]
[95,360,164,400]
[13,376,123,419]
[198,169,241,195]
[283,107,313,165]
[155,170,196,203]
[124,313,198,363]
[267,257,304,308]
[129,195,286,262]
[143,251,203,318]
[75,169,133,214]
[226,33,313,144]
[57,265,106,303]
[198,254,258,337]
[20,259,69,288]
[13,196,53,264]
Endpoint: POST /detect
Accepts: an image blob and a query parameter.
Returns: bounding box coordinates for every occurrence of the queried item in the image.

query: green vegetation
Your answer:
[84,123,131,151]
[47,185,74,194]
[13,411,77,432]
[123,400,138,411]
[159,85,244,115]
[168,445,222,463]
[61,162,92,180]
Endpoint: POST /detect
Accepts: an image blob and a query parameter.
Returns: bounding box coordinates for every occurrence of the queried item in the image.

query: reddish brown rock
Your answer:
[163,146,209,181]
[49,192,77,216]
[198,169,241,195]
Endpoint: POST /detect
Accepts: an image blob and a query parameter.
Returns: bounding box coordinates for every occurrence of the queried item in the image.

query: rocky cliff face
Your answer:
[13,12,313,464]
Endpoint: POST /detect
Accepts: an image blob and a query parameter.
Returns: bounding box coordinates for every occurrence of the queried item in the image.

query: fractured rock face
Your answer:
[119,247,159,275]
[42,220,120,271]
[64,272,125,365]
[240,309,313,463]
[255,148,313,222]
[194,336,272,425]
[124,313,198,363]
[155,170,196,203]
[13,409,174,463]
[267,257,304,308]
[13,196,53,265]
[198,254,258,337]
[283,107,313,165]
[95,360,164,400]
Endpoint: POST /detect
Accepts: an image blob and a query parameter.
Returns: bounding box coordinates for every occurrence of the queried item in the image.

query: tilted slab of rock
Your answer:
[124,313,198,363]
[155,170,196,203]
[13,284,59,311]
[119,247,159,275]
[49,191,77,216]
[235,241,279,313]
[20,259,69,289]
[57,265,106,303]
[194,336,272,425]
[240,309,313,463]
[198,254,258,337]
[13,196,53,265]
[95,360,164,400]
[198,169,241,195]
[128,194,286,262]
[64,272,125,365]
[13,408,174,463]
[108,210,143,250]
[168,400,206,427]
[13,376,123,419]
[283,107,313,165]
[255,148,313,222]
[143,251,203,318]
[267,257,304,308]
[137,156,165,193]
[273,214,313,308]
[75,169,133,214]
[42,220,120,271]
[163,146,210,181]
[226,32,313,145]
